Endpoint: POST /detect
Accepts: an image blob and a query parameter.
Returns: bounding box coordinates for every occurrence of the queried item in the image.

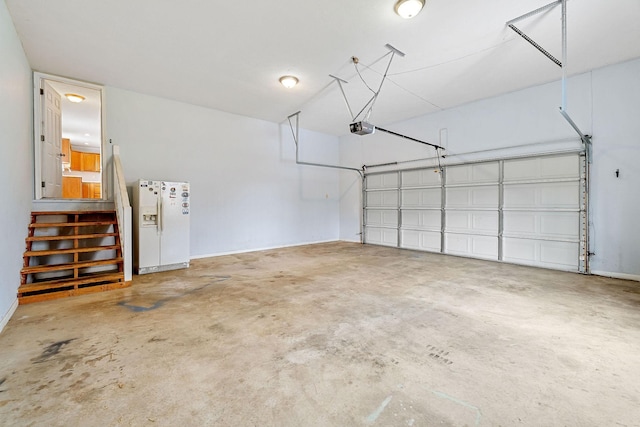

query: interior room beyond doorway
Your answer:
[36,75,103,200]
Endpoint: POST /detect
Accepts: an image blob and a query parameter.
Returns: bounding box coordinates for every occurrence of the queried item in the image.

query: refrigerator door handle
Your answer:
[158,195,163,233]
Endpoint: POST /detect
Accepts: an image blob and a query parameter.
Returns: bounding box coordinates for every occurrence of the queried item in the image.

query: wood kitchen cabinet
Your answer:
[62,176,82,198]
[82,182,101,199]
[70,150,82,170]
[61,138,71,166]
[81,153,100,172]
[69,149,101,172]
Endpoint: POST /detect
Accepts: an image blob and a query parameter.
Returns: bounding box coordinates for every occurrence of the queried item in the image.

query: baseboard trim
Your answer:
[0,298,19,335]
[591,270,640,282]
[190,239,341,260]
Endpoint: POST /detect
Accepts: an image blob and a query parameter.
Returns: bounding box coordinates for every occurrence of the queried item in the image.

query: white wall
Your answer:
[340,59,640,279]
[590,59,640,279]
[0,0,33,331]
[106,87,340,258]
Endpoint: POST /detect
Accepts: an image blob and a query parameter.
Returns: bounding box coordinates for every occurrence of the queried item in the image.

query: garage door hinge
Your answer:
[40,135,45,142]
[40,88,44,95]
[41,181,45,188]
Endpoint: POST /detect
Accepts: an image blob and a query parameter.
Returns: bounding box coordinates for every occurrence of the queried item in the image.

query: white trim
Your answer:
[190,239,339,260]
[0,299,19,335]
[591,270,640,282]
[32,72,106,200]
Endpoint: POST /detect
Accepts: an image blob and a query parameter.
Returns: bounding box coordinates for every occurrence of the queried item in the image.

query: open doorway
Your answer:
[34,73,104,200]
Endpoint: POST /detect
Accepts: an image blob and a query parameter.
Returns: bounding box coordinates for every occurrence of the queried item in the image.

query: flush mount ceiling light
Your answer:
[394,0,425,19]
[65,93,85,103]
[279,75,299,89]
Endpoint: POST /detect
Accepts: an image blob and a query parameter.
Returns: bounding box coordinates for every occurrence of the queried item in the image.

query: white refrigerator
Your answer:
[132,180,190,274]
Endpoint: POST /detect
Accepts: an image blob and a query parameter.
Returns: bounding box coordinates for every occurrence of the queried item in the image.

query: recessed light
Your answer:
[279,75,299,89]
[84,142,89,145]
[65,93,85,103]
[84,133,90,137]
[394,0,425,19]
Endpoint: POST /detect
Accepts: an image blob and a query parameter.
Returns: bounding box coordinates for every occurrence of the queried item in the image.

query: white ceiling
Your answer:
[7,0,640,136]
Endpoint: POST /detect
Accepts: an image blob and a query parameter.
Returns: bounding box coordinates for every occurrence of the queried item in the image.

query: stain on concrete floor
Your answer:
[1,242,639,426]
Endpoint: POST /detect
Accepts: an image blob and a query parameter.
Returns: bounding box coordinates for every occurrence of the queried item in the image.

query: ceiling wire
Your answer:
[355,58,444,110]
[344,35,521,112]
[388,35,519,77]
[384,76,444,110]
[291,37,519,124]
[354,61,377,94]
[353,51,392,95]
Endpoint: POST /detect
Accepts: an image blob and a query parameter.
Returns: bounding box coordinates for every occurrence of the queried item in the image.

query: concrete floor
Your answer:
[1,242,639,426]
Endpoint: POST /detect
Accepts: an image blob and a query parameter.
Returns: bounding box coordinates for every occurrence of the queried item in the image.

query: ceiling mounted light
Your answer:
[65,93,85,103]
[394,0,425,19]
[279,75,299,89]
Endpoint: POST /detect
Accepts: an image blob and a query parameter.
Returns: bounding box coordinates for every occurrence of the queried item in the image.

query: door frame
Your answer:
[33,72,106,200]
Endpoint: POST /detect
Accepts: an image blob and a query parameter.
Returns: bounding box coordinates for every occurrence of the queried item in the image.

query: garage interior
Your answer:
[1,0,639,425]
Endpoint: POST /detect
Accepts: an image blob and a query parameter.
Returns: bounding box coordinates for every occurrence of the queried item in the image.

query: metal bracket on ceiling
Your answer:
[506,0,563,67]
[329,74,354,121]
[507,0,591,146]
[332,44,406,124]
[287,111,363,176]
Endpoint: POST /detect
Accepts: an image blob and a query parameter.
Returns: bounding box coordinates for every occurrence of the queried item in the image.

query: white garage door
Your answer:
[363,153,587,272]
[444,162,500,260]
[364,172,399,247]
[502,155,583,271]
[400,168,442,252]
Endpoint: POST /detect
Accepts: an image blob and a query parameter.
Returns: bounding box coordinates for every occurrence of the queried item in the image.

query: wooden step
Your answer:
[26,232,118,242]
[30,220,116,228]
[21,257,123,274]
[21,209,126,304]
[17,272,129,305]
[31,210,116,216]
[24,245,121,257]
[18,272,125,294]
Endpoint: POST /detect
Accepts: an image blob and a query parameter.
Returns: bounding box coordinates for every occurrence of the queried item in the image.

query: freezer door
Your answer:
[134,180,161,271]
[160,181,190,266]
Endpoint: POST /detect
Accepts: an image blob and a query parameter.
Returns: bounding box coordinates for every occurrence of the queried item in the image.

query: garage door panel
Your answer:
[367,190,398,208]
[446,186,499,208]
[503,211,579,240]
[401,230,441,251]
[540,183,579,207]
[445,234,498,260]
[540,214,579,238]
[503,182,579,209]
[402,169,440,187]
[364,154,584,272]
[365,227,398,247]
[540,241,579,267]
[367,173,398,189]
[504,155,579,182]
[445,211,498,234]
[503,238,579,270]
[402,188,441,208]
[366,209,398,228]
[447,162,499,185]
[402,209,441,230]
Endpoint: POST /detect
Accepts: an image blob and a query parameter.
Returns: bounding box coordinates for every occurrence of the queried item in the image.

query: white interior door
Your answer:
[42,81,62,198]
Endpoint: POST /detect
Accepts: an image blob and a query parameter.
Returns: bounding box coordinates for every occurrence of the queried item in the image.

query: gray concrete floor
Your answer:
[1,242,639,426]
